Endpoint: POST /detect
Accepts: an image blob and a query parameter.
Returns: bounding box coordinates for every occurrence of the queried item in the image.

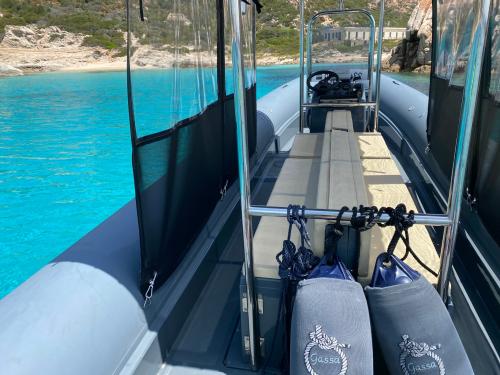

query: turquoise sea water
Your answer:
[0,65,426,298]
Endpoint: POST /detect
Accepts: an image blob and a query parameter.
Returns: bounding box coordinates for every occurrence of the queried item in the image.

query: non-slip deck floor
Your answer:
[165,155,285,374]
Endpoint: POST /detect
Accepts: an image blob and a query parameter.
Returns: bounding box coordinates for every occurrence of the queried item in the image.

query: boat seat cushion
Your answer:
[356,133,392,159]
[254,129,371,279]
[325,110,355,132]
[288,133,329,159]
[359,154,440,283]
[253,158,328,279]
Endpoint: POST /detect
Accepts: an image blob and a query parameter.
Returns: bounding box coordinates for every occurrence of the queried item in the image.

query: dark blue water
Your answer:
[0,66,427,298]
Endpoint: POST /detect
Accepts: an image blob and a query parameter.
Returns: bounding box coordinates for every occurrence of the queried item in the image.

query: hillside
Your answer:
[0,0,126,53]
[0,0,422,74]
[0,0,416,56]
[256,0,416,56]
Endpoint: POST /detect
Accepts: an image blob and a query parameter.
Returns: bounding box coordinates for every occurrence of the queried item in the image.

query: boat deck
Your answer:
[160,132,441,373]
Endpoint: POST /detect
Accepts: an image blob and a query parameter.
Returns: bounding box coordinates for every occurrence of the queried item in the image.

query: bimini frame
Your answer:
[229,0,492,369]
[299,5,381,132]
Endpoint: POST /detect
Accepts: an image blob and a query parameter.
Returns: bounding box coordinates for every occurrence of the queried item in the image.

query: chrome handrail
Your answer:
[229,0,258,370]
[229,0,491,368]
[299,8,377,132]
[437,0,492,301]
[373,0,384,131]
[249,206,452,226]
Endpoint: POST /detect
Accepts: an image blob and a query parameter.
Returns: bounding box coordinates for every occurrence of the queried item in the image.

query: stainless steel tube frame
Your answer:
[300,8,376,130]
[305,9,375,95]
[299,0,306,133]
[249,205,452,226]
[437,0,491,301]
[229,0,258,369]
[373,0,384,131]
[302,102,376,108]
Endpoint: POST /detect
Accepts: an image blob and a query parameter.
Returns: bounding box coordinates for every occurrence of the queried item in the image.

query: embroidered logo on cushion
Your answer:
[399,335,445,375]
[304,325,350,375]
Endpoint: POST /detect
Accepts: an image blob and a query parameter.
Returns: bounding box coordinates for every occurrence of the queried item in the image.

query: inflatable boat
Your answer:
[0,0,498,374]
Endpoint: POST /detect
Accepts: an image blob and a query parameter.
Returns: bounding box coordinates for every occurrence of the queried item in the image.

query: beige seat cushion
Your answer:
[356,133,392,159]
[253,158,329,279]
[254,128,372,279]
[323,130,362,162]
[325,110,354,132]
[289,133,329,159]
[359,158,440,284]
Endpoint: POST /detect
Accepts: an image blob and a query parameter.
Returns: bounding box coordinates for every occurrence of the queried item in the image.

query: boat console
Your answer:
[307,70,364,101]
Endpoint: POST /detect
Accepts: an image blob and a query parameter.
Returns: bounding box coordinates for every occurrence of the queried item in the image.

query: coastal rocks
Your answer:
[0,64,23,77]
[384,0,432,72]
[1,25,85,49]
[0,24,125,76]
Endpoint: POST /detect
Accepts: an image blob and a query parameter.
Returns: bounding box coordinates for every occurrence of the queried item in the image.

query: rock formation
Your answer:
[384,0,432,72]
[1,25,86,49]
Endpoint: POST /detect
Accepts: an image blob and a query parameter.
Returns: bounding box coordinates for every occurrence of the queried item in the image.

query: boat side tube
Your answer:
[257,77,300,152]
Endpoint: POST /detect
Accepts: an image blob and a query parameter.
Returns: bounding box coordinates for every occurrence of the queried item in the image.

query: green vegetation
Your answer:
[255,0,415,56]
[257,26,300,56]
[0,0,125,50]
[0,0,413,55]
[0,0,48,31]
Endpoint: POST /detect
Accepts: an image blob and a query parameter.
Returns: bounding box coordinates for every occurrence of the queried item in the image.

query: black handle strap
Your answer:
[241,0,263,13]
[139,0,145,21]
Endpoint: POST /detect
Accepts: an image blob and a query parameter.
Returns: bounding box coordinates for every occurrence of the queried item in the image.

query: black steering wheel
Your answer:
[306,70,340,94]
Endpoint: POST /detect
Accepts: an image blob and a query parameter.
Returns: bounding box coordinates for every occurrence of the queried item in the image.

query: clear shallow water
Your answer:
[0,65,426,298]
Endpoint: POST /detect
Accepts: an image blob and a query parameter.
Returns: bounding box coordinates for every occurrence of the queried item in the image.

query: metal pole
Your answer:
[373,0,384,132]
[249,205,452,226]
[302,102,376,108]
[437,0,491,302]
[306,20,313,78]
[252,1,257,87]
[367,16,375,106]
[304,9,376,115]
[229,0,258,369]
[299,0,305,133]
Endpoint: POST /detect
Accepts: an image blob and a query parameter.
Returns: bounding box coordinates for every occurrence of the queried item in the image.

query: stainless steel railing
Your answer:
[299,8,377,132]
[229,0,491,369]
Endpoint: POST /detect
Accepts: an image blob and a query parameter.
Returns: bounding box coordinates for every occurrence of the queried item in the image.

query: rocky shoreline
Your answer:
[383,0,432,72]
[0,20,429,78]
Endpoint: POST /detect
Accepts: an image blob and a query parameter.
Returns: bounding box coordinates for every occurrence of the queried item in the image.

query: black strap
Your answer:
[346,204,438,276]
[325,206,348,264]
[383,204,438,277]
[139,0,145,21]
[241,0,263,13]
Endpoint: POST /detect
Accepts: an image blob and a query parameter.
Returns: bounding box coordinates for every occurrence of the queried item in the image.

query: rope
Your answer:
[276,205,320,281]
[345,204,438,277]
[273,205,320,373]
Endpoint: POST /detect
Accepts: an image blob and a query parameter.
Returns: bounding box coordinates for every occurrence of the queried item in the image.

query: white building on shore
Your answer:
[322,26,406,45]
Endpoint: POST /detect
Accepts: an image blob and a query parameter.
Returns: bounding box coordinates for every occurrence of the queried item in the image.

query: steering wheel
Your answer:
[306,70,340,94]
